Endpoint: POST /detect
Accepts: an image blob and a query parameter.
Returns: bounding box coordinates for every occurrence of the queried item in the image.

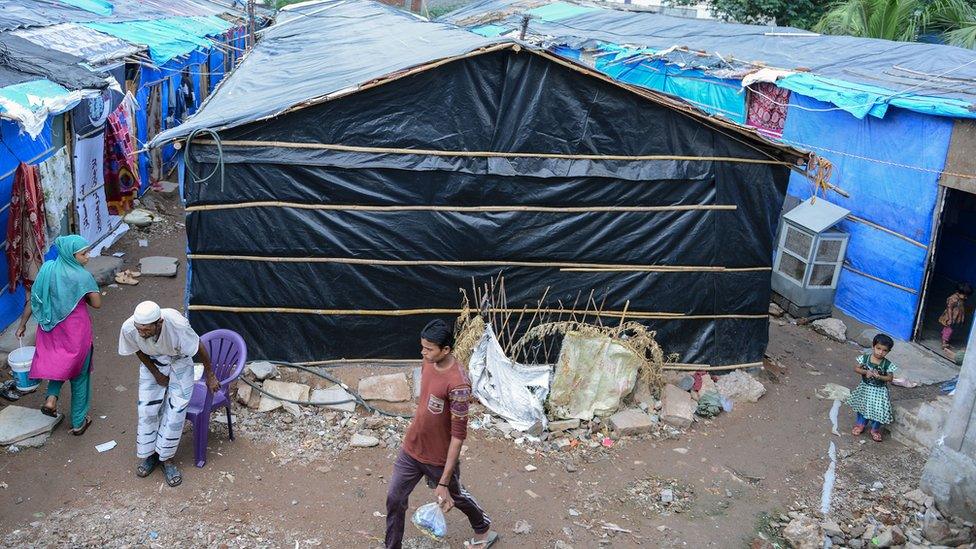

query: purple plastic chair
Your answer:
[186,329,247,468]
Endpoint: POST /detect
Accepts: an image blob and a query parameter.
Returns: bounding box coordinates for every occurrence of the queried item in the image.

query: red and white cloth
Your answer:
[6,162,47,291]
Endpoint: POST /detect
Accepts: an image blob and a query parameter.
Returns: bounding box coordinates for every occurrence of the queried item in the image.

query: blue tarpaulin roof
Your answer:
[440,0,976,119]
[85,15,234,65]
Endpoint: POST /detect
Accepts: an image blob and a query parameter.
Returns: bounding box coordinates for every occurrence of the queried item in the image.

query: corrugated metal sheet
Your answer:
[12,23,141,65]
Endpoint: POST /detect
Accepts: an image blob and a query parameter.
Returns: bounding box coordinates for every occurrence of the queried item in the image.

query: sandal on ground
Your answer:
[870,430,883,442]
[851,424,865,436]
[70,415,93,436]
[162,461,183,487]
[136,454,159,478]
[464,532,499,548]
[40,397,58,417]
[114,270,140,285]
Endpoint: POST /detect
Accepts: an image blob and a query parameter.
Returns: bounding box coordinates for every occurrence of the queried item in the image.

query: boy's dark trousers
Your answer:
[385,449,491,549]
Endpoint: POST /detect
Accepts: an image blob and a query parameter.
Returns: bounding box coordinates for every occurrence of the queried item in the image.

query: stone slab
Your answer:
[310,386,357,412]
[0,406,61,445]
[138,256,179,277]
[85,256,124,286]
[660,384,695,428]
[716,370,766,403]
[608,408,656,435]
[358,372,411,402]
[548,418,580,433]
[257,380,310,413]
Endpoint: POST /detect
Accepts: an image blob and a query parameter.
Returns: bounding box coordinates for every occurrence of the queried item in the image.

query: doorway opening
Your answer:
[916,187,976,360]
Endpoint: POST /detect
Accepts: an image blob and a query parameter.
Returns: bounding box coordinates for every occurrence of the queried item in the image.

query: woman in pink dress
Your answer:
[15,235,101,435]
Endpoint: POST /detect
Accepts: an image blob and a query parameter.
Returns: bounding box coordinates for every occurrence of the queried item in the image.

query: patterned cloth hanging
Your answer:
[6,162,47,292]
[37,147,73,249]
[104,100,141,214]
[746,82,790,139]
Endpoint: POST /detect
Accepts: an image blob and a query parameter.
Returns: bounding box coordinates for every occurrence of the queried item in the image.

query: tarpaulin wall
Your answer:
[781,94,954,339]
[0,117,59,328]
[182,50,792,366]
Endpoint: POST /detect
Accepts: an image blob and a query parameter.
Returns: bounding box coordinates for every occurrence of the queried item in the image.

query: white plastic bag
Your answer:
[412,502,447,541]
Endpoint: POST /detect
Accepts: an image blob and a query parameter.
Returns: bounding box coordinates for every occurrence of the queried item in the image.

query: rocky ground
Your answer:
[0,191,969,548]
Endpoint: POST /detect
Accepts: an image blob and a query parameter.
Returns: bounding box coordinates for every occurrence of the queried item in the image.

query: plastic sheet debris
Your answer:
[815,383,851,401]
[548,332,641,420]
[95,440,117,452]
[412,502,447,541]
[468,325,551,433]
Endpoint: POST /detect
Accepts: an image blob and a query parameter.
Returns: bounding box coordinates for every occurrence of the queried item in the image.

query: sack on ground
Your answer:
[412,502,447,541]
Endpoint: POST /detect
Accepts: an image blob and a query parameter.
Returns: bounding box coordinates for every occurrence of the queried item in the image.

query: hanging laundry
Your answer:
[6,162,48,292]
[146,83,164,187]
[37,147,73,248]
[746,82,790,139]
[104,101,141,214]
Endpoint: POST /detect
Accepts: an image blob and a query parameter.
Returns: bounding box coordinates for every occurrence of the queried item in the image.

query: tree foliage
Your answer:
[814,0,976,48]
[669,0,833,28]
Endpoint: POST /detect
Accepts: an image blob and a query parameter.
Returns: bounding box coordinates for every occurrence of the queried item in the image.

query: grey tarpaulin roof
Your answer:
[151,0,508,143]
[0,32,109,90]
[152,0,816,156]
[11,23,141,66]
[0,0,248,31]
[439,0,976,105]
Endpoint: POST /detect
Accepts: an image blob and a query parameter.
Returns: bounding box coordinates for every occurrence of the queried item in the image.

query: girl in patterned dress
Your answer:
[847,333,897,442]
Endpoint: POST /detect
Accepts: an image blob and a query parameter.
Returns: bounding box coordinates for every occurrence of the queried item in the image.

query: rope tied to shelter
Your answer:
[807,153,835,200]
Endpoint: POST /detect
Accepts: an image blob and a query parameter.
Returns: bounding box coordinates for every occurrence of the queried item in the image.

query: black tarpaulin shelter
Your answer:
[152,0,813,369]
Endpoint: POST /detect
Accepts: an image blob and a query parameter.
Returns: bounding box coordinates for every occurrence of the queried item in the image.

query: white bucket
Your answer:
[8,346,37,391]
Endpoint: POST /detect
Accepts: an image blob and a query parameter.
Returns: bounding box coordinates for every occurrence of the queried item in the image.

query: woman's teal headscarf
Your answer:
[31,235,98,332]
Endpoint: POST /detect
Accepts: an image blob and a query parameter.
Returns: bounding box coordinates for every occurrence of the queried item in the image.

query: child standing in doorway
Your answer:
[847,333,897,442]
[939,283,972,350]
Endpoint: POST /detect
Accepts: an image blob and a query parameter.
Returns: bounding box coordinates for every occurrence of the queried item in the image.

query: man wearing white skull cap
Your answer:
[118,301,218,487]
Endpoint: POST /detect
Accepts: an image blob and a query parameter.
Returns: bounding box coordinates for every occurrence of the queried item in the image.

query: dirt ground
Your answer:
[0,194,947,548]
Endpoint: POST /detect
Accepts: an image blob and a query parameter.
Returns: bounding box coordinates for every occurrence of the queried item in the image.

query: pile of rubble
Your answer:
[225,363,411,465]
[767,447,975,549]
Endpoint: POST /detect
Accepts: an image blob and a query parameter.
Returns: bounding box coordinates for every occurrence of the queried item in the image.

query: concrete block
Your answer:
[921,445,976,522]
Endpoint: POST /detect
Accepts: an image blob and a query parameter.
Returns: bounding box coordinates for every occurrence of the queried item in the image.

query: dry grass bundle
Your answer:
[453,308,486,368]
[510,320,669,390]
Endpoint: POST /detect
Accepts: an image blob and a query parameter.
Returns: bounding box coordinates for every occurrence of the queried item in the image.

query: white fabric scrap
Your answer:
[741,68,795,88]
[468,324,552,433]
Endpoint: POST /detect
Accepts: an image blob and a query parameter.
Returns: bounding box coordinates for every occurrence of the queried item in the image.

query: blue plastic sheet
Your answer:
[0,118,57,329]
[85,16,232,65]
[782,94,954,339]
[778,73,976,120]
[525,1,598,21]
[0,80,75,116]
[592,47,746,123]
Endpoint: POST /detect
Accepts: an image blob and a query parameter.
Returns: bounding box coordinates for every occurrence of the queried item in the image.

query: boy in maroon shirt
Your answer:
[384,319,498,549]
